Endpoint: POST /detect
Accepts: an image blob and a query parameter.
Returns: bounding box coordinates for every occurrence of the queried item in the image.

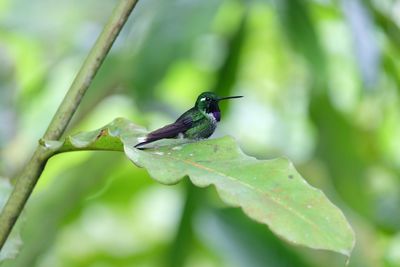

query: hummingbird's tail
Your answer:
[134,137,150,149]
[135,135,164,149]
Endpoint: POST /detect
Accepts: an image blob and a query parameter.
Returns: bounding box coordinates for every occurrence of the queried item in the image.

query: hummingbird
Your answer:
[135,92,243,148]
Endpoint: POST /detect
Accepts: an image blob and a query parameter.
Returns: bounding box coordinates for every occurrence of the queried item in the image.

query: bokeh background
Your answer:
[1,0,400,266]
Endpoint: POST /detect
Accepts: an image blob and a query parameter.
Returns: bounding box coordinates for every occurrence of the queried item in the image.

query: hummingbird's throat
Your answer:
[206,110,220,122]
[204,102,221,122]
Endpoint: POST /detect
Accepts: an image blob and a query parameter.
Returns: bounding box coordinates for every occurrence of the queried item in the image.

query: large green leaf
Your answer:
[42,118,355,258]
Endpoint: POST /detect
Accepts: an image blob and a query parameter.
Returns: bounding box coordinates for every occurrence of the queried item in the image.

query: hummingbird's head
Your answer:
[195,92,243,121]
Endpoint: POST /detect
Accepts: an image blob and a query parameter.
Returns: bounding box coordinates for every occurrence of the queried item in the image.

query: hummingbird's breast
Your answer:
[183,112,218,139]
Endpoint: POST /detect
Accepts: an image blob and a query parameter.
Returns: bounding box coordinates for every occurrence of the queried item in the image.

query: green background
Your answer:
[0,0,399,266]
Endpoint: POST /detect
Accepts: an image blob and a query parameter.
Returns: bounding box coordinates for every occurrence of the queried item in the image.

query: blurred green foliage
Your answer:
[1,0,400,266]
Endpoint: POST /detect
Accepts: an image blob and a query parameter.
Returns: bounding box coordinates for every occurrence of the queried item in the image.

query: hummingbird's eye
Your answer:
[205,97,210,101]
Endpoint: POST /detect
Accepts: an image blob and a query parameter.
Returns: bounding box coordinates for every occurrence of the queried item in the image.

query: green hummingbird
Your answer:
[135,92,243,148]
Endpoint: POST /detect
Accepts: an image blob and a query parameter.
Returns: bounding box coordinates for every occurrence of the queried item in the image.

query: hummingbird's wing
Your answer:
[146,116,193,141]
[134,112,194,148]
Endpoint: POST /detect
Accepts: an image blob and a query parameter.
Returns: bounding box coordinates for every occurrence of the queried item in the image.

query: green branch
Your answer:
[0,0,139,249]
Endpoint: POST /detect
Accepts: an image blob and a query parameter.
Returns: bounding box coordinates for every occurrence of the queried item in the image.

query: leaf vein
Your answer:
[172,156,328,240]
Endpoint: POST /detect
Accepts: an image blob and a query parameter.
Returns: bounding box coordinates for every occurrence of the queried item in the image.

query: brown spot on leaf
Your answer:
[288,174,294,179]
[213,145,219,153]
[96,129,108,139]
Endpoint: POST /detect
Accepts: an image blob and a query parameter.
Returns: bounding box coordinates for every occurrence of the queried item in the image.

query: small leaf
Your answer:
[44,118,355,257]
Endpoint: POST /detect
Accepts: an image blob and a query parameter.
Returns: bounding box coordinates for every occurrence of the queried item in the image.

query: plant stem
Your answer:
[0,0,139,249]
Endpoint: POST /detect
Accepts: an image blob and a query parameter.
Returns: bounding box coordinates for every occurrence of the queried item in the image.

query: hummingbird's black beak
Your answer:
[218,95,243,101]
